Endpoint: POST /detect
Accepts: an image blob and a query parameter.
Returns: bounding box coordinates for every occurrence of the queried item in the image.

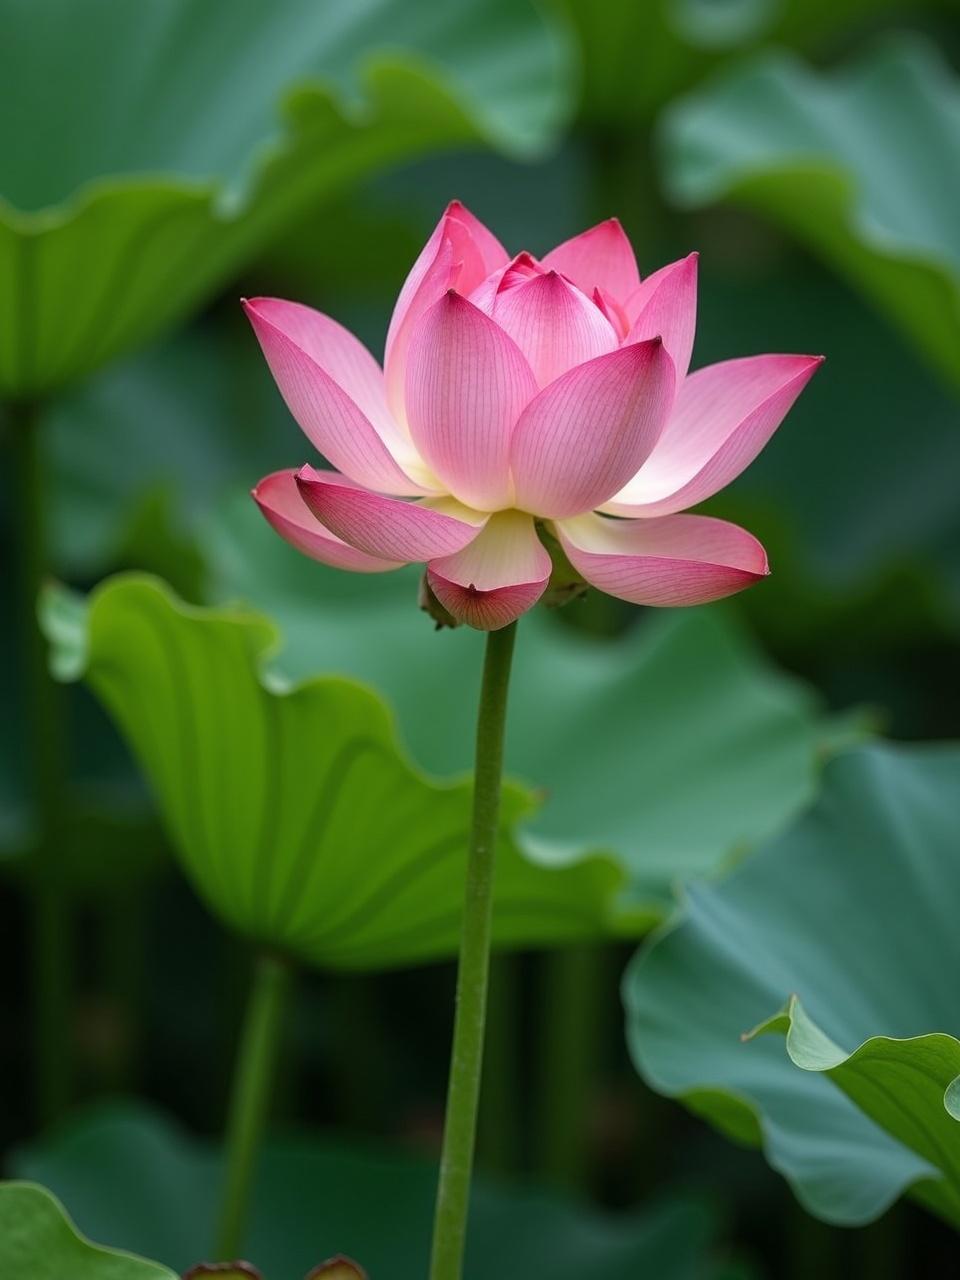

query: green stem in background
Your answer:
[535,943,609,1191]
[9,399,70,1126]
[476,953,523,1175]
[429,621,518,1280]
[216,950,293,1260]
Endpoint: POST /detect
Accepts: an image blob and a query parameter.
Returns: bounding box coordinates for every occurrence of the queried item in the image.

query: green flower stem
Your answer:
[429,620,518,1280]
[217,950,294,1259]
[9,398,70,1125]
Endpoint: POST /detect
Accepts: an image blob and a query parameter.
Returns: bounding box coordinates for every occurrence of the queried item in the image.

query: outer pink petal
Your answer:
[490,270,618,388]
[405,291,538,511]
[244,298,427,496]
[296,465,487,562]
[541,219,641,303]
[384,201,509,420]
[556,512,768,606]
[427,511,551,631]
[605,353,824,517]
[252,470,402,573]
[623,253,698,380]
[510,338,676,519]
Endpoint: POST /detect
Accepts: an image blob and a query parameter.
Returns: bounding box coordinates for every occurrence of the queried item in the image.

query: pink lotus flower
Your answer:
[249,202,822,630]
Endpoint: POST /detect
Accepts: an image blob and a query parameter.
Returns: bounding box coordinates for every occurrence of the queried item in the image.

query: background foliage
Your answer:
[1,0,958,1276]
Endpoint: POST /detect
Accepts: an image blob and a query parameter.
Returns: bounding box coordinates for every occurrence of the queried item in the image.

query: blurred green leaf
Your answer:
[45,574,627,969]
[15,1103,737,1279]
[661,38,960,386]
[0,1182,174,1280]
[205,500,833,923]
[624,742,960,1226]
[567,0,948,125]
[0,0,571,394]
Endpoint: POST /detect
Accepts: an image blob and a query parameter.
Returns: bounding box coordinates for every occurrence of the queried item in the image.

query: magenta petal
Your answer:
[510,338,676,519]
[556,512,769,606]
[405,291,538,511]
[606,353,824,517]
[244,299,426,496]
[384,201,508,420]
[623,253,699,381]
[427,511,551,631]
[541,219,641,303]
[296,465,486,562]
[490,270,618,388]
[252,471,403,573]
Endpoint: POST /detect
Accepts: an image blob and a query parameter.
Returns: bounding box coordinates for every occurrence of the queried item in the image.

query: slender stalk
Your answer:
[9,399,70,1125]
[429,621,518,1280]
[536,943,608,1191]
[216,950,293,1259]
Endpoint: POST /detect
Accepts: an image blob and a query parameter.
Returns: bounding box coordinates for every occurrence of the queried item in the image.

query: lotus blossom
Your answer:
[249,202,821,630]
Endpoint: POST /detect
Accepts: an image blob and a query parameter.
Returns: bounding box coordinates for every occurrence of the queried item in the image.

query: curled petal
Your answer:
[623,253,698,380]
[556,511,768,606]
[405,291,538,511]
[510,338,675,519]
[427,511,551,630]
[252,470,402,573]
[490,270,618,387]
[606,353,824,517]
[244,298,428,495]
[384,201,508,420]
[541,218,641,303]
[296,465,487,562]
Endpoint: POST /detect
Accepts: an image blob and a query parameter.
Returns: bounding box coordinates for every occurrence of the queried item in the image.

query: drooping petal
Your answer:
[405,291,538,511]
[556,511,768,606]
[244,298,430,496]
[384,201,509,420]
[605,353,824,517]
[623,253,698,380]
[296,465,487,562]
[252,470,402,573]
[510,338,675,519]
[427,510,552,631]
[490,270,618,388]
[541,218,641,303]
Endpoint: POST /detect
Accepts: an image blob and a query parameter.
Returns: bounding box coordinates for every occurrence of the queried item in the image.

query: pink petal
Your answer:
[469,251,542,314]
[405,291,538,511]
[252,470,402,573]
[296,465,487,562]
[605,354,824,517]
[623,253,698,380]
[427,511,552,631]
[556,511,769,606]
[541,219,641,303]
[244,298,428,496]
[490,271,618,388]
[384,201,509,420]
[593,286,631,341]
[510,338,676,519]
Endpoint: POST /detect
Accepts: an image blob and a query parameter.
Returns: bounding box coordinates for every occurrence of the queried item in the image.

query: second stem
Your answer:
[429,620,518,1280]
[216,950,293,1259]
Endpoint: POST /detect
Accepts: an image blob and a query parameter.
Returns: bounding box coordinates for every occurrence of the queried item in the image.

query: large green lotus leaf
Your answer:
[0,0,570,395]
[14,1102,737,1279]
[660,38,960,386]
[569,0,947,126]
[624,743,960,1226]
[44,574,626,969]
[0,1182,174,1280]
[204,500,831,922]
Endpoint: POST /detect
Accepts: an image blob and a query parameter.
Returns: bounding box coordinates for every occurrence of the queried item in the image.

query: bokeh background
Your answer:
[2,1,959,1276]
